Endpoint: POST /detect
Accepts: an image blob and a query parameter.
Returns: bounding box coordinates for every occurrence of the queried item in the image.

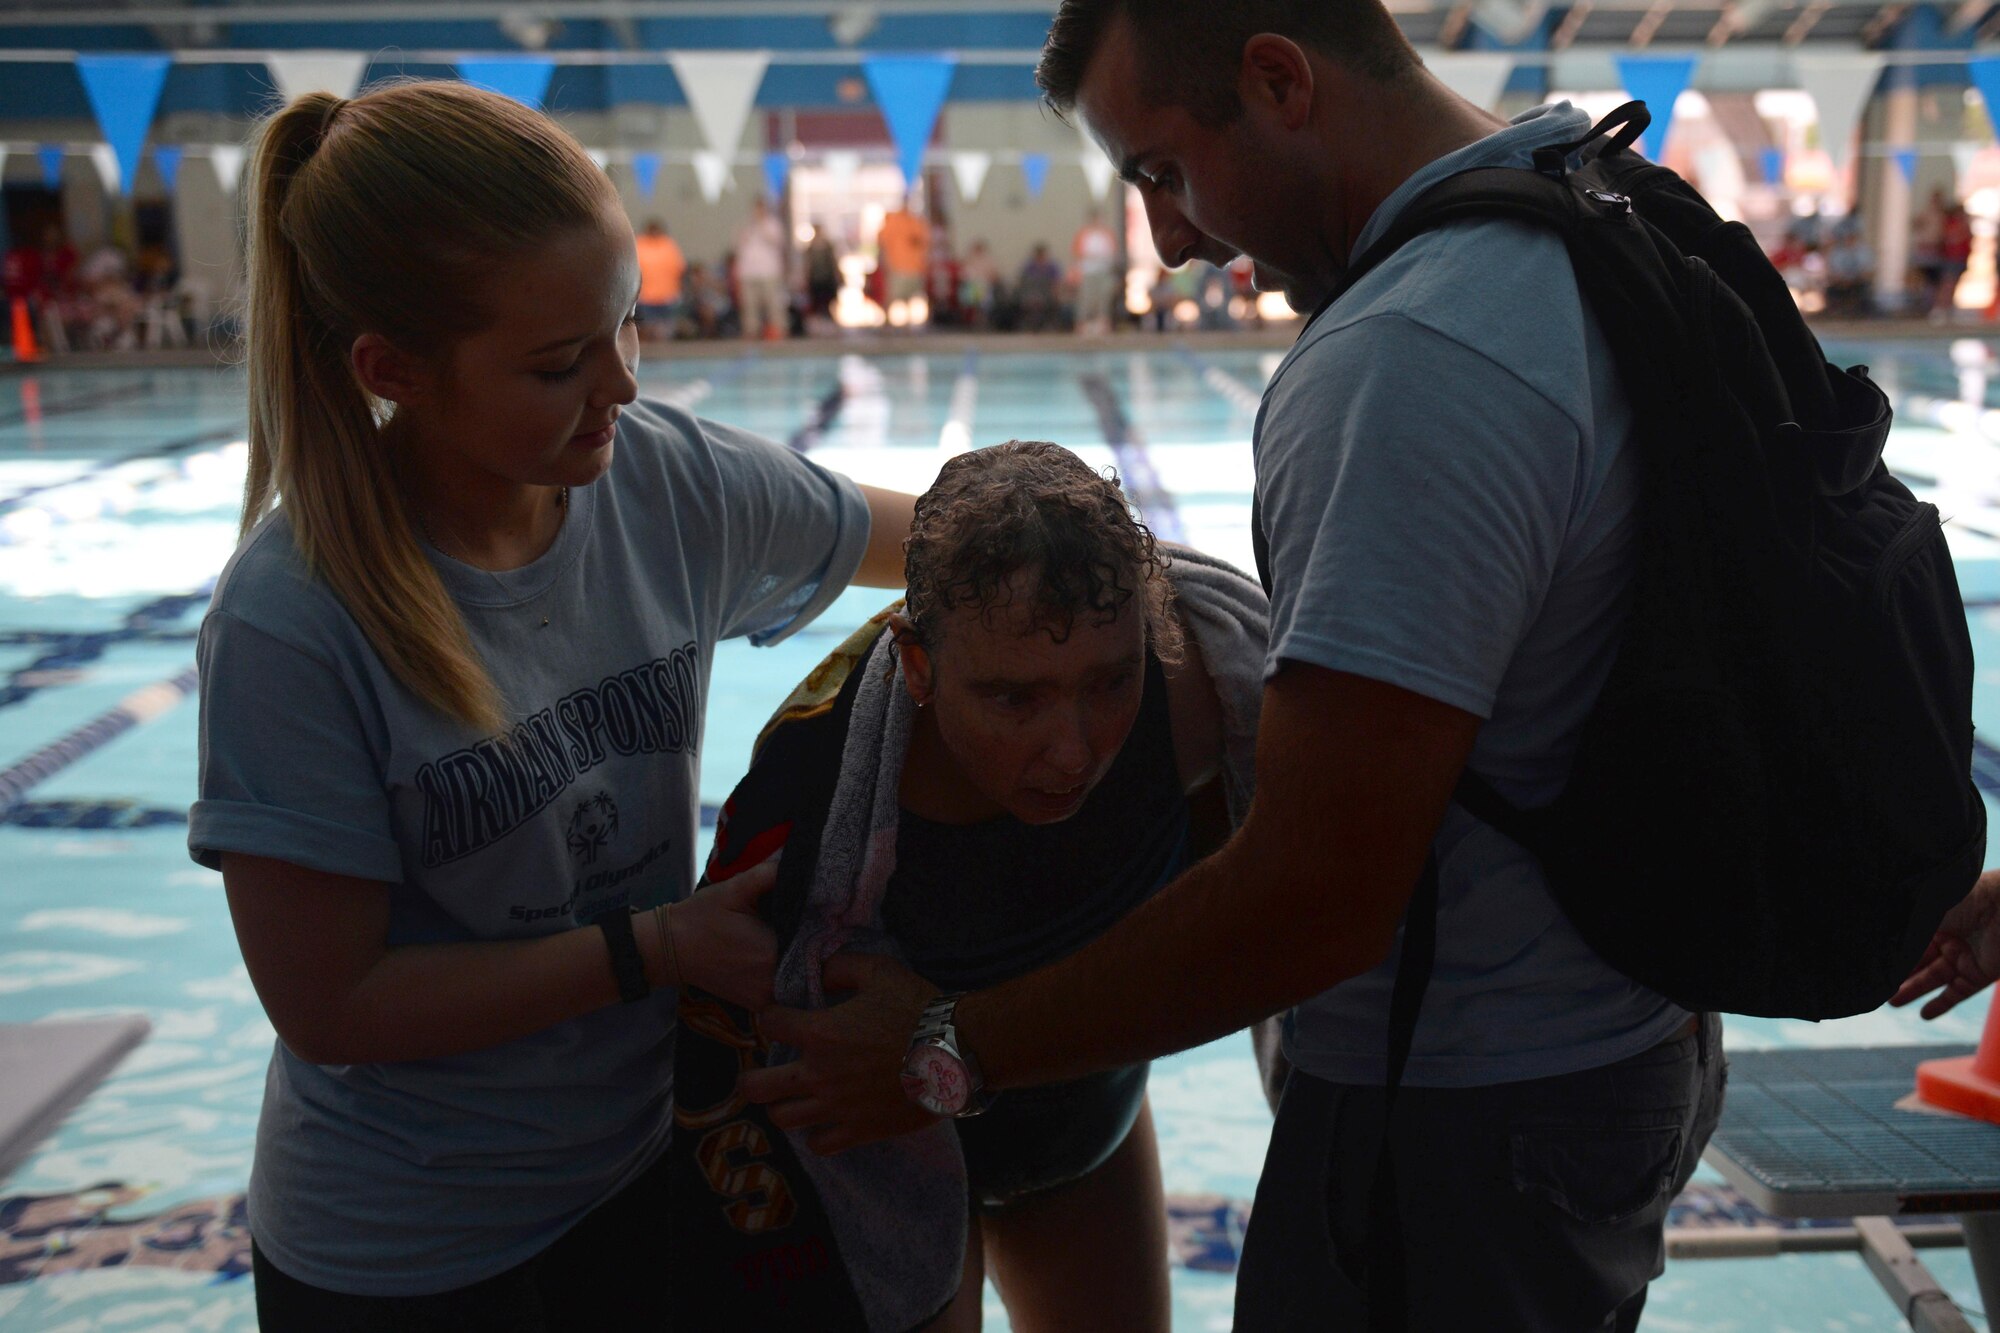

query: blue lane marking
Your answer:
[0,425,241,518]
[1,584,214,710]
[1078,371,1186,543]
[787,380,848,453]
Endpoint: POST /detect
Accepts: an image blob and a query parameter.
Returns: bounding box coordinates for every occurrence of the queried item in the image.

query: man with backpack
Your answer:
[745,3,1983,1328]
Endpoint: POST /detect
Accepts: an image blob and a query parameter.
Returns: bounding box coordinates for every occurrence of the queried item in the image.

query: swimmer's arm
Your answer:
[853,486,917,588]
[960,663,1479,1086]
[219,853,776,1065]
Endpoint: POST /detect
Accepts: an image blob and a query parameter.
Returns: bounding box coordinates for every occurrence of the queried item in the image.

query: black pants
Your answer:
[251,1148,674,1332]
[1235,1013,1726,1332]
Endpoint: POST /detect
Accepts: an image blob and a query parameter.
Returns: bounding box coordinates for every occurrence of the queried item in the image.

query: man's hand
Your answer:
[1893,868,2000,1019]
[741,952,940,1154]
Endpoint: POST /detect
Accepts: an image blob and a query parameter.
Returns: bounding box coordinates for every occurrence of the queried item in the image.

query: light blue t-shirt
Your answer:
[189,398,869,1295]
[1260,104,1688,1089]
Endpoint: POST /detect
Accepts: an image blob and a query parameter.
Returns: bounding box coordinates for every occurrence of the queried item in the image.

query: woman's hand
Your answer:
[656,859,780,1011]
[1893,868,2000,1020]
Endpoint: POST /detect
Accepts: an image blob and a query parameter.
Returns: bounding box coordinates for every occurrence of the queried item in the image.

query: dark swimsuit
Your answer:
[881,649,1188,1209]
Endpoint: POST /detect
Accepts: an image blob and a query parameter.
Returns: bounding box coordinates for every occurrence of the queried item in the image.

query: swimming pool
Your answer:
[1,337,1997,1331]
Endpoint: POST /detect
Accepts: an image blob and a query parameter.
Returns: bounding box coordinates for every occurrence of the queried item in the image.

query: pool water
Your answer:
[1,338,1998,1331]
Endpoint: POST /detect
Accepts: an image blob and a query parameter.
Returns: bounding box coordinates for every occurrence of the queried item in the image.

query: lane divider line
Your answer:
[1174,344,1266,415]
[656,352,758,414]
[939,350,980,455]
[0,666,198,816]
[2,584,214,711]
[0,380,153,429]
[1079,371,1187,545]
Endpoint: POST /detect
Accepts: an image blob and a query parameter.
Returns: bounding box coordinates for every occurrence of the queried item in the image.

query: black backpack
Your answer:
[1254,101,1985,1028]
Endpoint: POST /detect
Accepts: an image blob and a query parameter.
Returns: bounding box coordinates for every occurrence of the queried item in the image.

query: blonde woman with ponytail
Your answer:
[189,82,913,1328]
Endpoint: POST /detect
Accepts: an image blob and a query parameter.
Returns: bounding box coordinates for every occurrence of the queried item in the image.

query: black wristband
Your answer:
[598,909,650,1003]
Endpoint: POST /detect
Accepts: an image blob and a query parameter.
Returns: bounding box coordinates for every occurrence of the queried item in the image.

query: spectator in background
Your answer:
[682,261,726,339]
[803,223,841,328]
[34,225,77,306]
[78,241,140,349]
[1016,242,1064,332]
[958,240,1002,328]
[134,238,178,294]
[1072,208,1120,335]
[1936,200,1972,321]
[734,198,788,341]
[877,198,931,325]
[926,236,962,327]
[1914,189,1948,313]
[1825,217,1875,319]
[633,219,685,342]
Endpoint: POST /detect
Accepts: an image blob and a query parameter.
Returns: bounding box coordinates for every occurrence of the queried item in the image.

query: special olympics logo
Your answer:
[566,792,620,864]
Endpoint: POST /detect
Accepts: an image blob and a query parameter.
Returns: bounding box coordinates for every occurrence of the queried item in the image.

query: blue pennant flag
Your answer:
[763,152,791,200]
[1760,146,1785,186]
[1614,55,1699,159]
[631,152,661,200]
[37,145,63,191]
[862,56,956,189]
[1893,147,1919,185]
[75,55,173,195]
[1021,152,1049,199]
[1973,58,2000,142]
[152,144,183,194]
[456,58,556,109]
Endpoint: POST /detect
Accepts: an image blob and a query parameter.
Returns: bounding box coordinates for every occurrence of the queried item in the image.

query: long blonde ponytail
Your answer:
[242,82,614,734]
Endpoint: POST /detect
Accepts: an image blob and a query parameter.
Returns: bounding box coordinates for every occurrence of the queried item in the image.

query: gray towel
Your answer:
[771,628,968,1333]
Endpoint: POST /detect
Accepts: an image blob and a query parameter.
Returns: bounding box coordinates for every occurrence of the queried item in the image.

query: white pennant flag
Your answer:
[1078,125,1117,201]
[1080,152,1116,201]
[1426,52,1515,112]
[1794,52,1886,173]
[586,148,610,171]
[692,150,733,203]
[823,151,860,189]
[210,144,246,194]
[1953,143,1982,181]
[950,151,991,204]
[89,143,120,194]
[670,52,771,157]
[265,53,368,103]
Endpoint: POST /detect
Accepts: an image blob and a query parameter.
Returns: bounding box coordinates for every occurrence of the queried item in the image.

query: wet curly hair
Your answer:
[902,441,1182,662]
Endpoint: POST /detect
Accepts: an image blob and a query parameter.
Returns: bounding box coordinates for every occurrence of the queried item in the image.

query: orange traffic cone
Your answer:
[11,297,43,364]
[1917,995,2000,1123]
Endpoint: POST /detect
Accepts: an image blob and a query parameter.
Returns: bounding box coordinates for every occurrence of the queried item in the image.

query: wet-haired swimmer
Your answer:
[693,442,1267,1331]
[188,81,913,1329]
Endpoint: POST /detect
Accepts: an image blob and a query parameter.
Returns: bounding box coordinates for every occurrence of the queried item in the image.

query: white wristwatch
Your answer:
[900,991,994,1118]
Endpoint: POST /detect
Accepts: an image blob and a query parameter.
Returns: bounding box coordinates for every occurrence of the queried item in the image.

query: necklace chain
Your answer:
[417,487,569,628]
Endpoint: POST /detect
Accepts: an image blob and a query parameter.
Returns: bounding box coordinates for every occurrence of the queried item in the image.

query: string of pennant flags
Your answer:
[12,48,2000,207]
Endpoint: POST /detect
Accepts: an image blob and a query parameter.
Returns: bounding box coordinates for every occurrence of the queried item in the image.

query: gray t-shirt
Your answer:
[1260,104,1688,1089]
[189,398,869,1295]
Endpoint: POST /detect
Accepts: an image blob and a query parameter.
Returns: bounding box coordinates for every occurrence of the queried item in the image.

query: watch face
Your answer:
[903,1045,969,1116]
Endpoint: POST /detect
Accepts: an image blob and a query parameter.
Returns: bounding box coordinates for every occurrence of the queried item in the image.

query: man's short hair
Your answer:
[1038,0,1420,127]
